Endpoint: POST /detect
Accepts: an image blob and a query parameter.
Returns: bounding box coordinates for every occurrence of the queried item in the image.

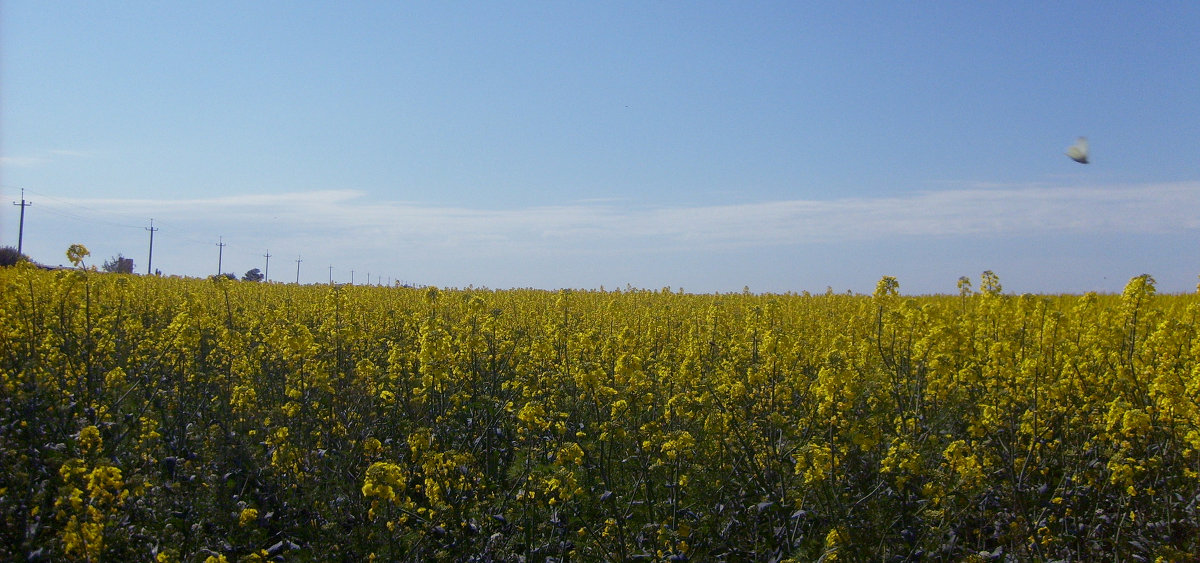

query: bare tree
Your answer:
[102,254,134,274]
[0,246,30,267]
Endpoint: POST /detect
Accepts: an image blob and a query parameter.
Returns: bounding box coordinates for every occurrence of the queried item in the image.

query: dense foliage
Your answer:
[2,264,1199,561]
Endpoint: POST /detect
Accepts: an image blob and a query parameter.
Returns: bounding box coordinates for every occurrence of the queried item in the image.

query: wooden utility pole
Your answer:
[11,188,31,255]
[145,219,158,275]
[216,237,226,276]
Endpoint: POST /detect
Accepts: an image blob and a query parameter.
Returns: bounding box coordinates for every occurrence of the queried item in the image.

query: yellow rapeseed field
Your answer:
[2,261,1199,560]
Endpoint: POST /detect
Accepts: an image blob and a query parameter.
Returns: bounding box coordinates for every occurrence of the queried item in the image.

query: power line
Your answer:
[6,190,284,271]
[34,205,143,230]
[2,188,406,287]
[16,188,143,230]
[5,190,216,266]
[9,190,231,255]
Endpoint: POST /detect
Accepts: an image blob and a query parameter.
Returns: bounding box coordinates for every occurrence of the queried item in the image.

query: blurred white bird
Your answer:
[1066,137,1089,164]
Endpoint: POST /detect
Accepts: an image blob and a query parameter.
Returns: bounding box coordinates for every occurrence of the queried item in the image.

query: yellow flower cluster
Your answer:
[362,462,406,503]
[4,263,1200,560]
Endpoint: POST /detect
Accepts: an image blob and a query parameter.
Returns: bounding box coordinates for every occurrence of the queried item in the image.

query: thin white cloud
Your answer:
[0,155,50,168]
[1,149,95,169]
[39,182,1200,255]
[47,149,97,158]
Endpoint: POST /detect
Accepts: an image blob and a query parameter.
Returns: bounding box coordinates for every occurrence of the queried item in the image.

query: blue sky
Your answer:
[3,2,1199,293]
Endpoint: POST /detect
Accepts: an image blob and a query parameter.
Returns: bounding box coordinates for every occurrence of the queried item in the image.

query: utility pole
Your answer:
[145,219,158,275]
[12,188,31,255]
[216,237,226,276]
[328,265,334,285]
[263,250,272,281]
[295,256,302,284]
[350,269,354,285]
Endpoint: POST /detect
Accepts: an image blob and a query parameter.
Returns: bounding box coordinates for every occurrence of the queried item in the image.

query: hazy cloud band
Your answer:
[43,182,1200,253]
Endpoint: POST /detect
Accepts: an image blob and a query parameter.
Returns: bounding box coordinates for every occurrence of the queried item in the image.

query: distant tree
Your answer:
[0,246,30,267]
[222,273,237,281]
[242,268,264,282]
[102,254,135,274]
